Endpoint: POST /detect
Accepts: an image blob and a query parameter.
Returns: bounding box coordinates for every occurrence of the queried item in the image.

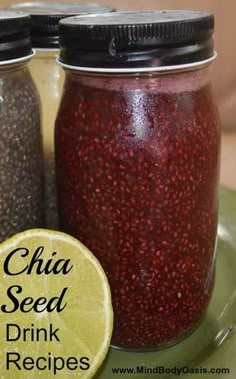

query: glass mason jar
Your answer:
[0,11,44,242]
[29,49,63,230]
[8,2,114,229]
[56,11,221,350]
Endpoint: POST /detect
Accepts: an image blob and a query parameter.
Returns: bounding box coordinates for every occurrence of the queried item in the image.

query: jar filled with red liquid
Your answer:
[56,11,221,350]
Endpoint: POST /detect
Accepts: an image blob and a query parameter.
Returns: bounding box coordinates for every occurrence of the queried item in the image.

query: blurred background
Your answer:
[2,0,236,189]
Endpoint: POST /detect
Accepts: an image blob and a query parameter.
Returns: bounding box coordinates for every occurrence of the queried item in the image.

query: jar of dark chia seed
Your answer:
[7,2,114,229]
[56,11,221,350]
[0,11,44,242]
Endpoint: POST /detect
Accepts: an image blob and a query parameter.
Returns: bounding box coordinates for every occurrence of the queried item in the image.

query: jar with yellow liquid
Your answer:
[8,2,114,228]
[29,48,63,229]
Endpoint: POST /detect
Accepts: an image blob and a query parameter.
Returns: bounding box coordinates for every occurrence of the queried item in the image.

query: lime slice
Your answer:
[0,229,113,378]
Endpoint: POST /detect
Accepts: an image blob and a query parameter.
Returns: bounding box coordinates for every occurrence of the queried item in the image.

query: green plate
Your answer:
[96,186,236,379]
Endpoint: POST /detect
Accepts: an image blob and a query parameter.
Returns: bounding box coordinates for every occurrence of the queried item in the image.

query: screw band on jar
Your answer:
[0,11,32,61]
[7,2,115,49]
[0,50,35,66]
[57,52,217,74]
[58,10,215,69]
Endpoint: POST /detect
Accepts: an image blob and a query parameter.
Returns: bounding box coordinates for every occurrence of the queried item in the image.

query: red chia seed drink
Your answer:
[56,11,221,350]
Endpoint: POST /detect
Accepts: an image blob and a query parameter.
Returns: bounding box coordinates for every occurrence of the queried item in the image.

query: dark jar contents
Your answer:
[0,64,44,241]
[56,70,221,349]
[56,11,221,350]
[0,11,44,242]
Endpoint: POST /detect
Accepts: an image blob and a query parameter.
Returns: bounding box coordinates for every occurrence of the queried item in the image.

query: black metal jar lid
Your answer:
[59,10,215,69]
[0,11,32,62]
[8,2,115,49]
